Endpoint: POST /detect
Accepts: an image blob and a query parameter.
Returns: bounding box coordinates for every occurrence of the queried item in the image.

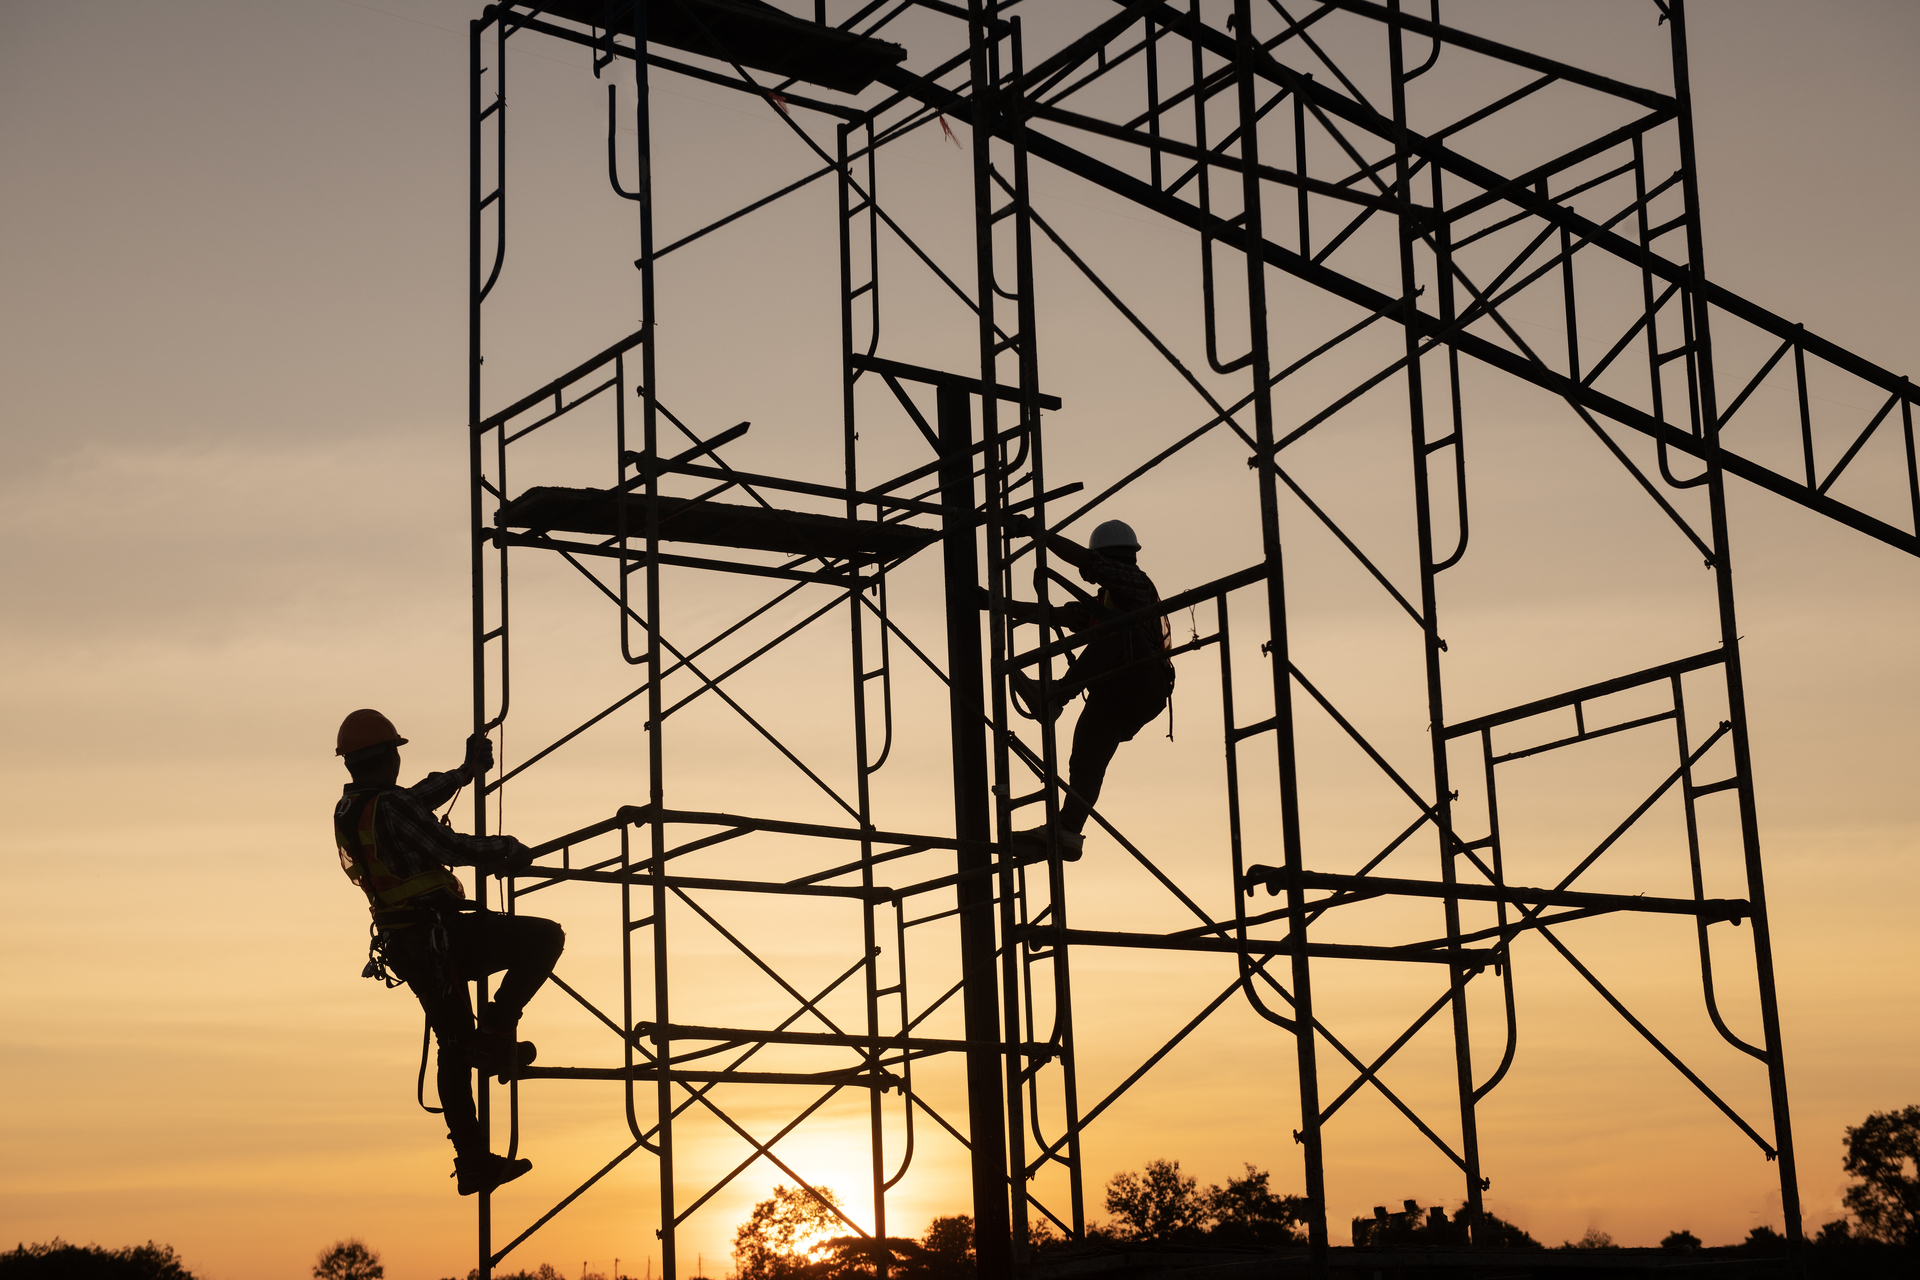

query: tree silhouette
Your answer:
[1562,1228,1616,1251]
[314,1241,383,1280]
[918,1216,972,1279]
[1104,1159,1207,1243]
[732,1185,846,1280]
[1843,1104,1920,1246]
[1204,1165,1307,1246]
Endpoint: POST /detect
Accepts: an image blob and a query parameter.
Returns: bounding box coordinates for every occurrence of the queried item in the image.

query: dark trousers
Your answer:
[1058,675,1169,834]
[386,909,565,1157]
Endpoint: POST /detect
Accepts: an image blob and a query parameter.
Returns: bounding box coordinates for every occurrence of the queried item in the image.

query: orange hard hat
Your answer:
[336,709,408,757]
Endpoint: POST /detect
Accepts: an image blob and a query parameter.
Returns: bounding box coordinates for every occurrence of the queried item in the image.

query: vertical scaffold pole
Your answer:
[964,4,1014,1274]
[1385,0,1485,1231]
[1232,0,1325,1264]
[942,381,1011,1280]
[624,3,676,1274]
[1665,0,1801,1245]
[468,12,497,1275]
[1000,14,1087,1244]
[838,113,891,1256]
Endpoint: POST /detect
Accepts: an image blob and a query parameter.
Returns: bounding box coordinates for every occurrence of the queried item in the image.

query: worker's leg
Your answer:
[1057,682,1165,833]
[446,911,566,1028]
[386,929,483,1156]
[1051,650,1098,706]
[385,917,538,1193]
[1015,644,1108,723]
[424,983,483,1156]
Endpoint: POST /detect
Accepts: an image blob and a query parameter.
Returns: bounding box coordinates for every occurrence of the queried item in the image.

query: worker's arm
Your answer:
[994,594,1044,626]
[1006,516,1098,573]
[408,769,466,811]
[389,784,532,877]
[406,735,495,810]
[975,586,1094,631]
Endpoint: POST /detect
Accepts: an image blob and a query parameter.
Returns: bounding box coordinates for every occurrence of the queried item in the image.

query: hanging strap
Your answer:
[416,1008,444,1115]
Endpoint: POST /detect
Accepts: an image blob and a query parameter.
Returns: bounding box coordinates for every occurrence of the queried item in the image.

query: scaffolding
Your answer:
[456,3,1920,1277]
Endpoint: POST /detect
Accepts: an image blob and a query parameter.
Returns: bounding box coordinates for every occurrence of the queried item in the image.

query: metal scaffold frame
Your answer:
[457,2,1920,1277]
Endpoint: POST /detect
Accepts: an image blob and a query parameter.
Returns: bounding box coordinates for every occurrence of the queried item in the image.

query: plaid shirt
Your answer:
[1079,556,1158,617]
[1070,554,1170,684]
[335,767,523,895]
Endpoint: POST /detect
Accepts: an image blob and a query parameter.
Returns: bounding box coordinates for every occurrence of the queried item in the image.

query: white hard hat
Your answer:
[1089,519,1139,551]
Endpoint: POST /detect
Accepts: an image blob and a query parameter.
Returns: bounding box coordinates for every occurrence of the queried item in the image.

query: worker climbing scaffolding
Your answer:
[997,519,1175,861]
[331,709,565,1197]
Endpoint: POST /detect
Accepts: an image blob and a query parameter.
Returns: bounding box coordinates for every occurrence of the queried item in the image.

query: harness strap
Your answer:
[336,787,462,919]
[416,1007,444,1115]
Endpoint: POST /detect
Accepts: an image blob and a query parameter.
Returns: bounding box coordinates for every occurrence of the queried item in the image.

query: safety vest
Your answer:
[334,789,463,922]
[1096,585,1173,673]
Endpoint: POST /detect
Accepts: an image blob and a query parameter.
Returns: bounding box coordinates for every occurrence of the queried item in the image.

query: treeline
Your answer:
[11,1107,1914,1278]
[727,1102,1920,1276]
[730,1159,1309,1280]
[0,1242,194,1280]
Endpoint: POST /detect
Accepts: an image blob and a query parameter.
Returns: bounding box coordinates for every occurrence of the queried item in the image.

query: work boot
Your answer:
[463,1028,538,1082]
[1009,826,1083,863]
[1008,672,1062,724]
[454,1151,533,1197]
[476,1001,520,1035]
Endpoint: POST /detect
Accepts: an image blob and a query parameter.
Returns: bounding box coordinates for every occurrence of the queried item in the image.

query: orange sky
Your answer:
[3,3,1917,1279]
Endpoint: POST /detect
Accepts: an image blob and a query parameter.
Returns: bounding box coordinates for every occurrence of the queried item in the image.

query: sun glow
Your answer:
[787,1218,844,1262]
[767,1135,880,1243]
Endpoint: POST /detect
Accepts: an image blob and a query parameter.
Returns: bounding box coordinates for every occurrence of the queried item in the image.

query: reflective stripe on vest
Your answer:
[335,791,462,917]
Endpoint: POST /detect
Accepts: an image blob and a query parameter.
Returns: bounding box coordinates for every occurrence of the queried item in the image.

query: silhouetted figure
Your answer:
[998,519,1174,859]
[331,709,564,1197]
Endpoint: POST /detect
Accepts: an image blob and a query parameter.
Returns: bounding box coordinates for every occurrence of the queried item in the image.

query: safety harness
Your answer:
[1094,583,1175,678]
[334,787,465,990]
[335,786,480,1117]
[1088,582,1178,739]
[335,789,465,923]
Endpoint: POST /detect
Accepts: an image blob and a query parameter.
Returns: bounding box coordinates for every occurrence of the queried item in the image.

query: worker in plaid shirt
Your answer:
[996,518,1174,860]
[332,709,564,1197]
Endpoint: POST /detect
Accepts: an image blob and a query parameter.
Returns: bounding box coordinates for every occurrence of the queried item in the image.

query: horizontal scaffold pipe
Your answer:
[1443,648,1723,738]
[517,812,1045,905]
[624,457,949,517]
[511,866,892,903]
[850,353,1062,410]
[493,530,860,586]
[1241,866,1750,925]
[513,1065,899,1088]
[526,805,994,860]
[635,1022,1058,1059]
[1019,925,1497,966]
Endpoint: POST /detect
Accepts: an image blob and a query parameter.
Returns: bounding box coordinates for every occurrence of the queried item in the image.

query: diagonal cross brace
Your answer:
[871,24,1919,558]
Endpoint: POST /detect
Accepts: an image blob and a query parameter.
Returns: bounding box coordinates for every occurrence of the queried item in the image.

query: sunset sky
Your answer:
[3,2,1917,1279]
